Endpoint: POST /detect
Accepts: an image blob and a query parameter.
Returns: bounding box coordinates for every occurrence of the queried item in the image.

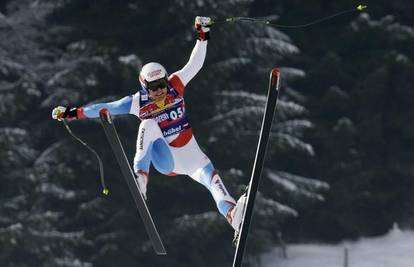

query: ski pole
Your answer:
[212,4,367,28]
[62,120,109,196]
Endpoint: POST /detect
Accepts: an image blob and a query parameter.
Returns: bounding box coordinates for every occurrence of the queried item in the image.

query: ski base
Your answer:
[99,109,167,256]
[232,69,281,267]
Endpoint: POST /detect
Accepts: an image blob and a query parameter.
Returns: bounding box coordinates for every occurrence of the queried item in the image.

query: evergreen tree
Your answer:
[1,0,331,266]
[283,11,414,241]
[0,1,96,266]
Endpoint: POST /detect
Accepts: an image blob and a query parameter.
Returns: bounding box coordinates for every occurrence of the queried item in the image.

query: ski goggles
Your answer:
[147,78,168,91]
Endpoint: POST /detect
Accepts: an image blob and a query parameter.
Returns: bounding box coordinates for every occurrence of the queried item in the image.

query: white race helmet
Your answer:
[139,62,168,90]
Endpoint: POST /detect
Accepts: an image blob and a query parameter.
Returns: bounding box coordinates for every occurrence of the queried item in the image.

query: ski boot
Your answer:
[228,192,248,246]
[135,170,148,200]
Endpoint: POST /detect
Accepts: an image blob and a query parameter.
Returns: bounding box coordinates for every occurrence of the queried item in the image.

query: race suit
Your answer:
[76,40,236,219]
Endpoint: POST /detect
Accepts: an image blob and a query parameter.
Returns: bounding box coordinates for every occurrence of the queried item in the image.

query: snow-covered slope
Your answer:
[262,226,414,267]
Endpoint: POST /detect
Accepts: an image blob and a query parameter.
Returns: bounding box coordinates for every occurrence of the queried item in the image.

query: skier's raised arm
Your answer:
[52,95,133,121]
[168,16,212,94]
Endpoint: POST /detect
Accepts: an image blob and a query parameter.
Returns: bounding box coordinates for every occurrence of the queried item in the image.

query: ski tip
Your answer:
[99,108,113,123]
[271,68,280,77]
[270,68,281,87]
[99,108,109,116]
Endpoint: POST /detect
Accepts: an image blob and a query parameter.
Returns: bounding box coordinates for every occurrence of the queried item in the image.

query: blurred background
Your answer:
[1,0,413,266]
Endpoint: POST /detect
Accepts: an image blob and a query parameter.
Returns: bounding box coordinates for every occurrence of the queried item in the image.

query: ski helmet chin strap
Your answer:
[62,120,109,196]
[140,84,149,93]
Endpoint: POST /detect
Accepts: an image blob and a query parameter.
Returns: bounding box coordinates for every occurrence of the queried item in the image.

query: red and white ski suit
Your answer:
[78,40,236,219]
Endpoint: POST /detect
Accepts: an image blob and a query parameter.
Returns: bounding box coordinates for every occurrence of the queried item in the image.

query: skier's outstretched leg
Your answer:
[133,119,175,198]
[191,162,246,230]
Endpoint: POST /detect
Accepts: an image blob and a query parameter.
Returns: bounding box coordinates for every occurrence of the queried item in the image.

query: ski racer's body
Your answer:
[52,17,246,232]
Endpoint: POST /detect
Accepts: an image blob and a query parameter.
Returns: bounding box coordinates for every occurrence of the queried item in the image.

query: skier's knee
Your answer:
[196,162,216,188]
[151,139,174,174]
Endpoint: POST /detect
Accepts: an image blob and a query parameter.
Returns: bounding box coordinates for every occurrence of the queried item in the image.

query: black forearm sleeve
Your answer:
[63,107,78,119]
[197,31,210,41]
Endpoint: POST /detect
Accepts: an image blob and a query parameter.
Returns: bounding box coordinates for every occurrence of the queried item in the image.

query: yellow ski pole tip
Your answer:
[102,188,109,195]
[356,4,367,11]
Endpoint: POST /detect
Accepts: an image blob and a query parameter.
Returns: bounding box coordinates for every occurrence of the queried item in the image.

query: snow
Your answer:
[118,54,142,68]
[257,197,298,217]
[278,67,306,81]
[261,225,414,267]
[267,172,298,192]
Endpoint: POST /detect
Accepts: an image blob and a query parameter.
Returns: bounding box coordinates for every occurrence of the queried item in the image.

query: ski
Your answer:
[99,109,167,256]
[232,69,281,267]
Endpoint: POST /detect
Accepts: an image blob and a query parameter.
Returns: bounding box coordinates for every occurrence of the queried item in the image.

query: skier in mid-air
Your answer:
[52,16,246,233]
